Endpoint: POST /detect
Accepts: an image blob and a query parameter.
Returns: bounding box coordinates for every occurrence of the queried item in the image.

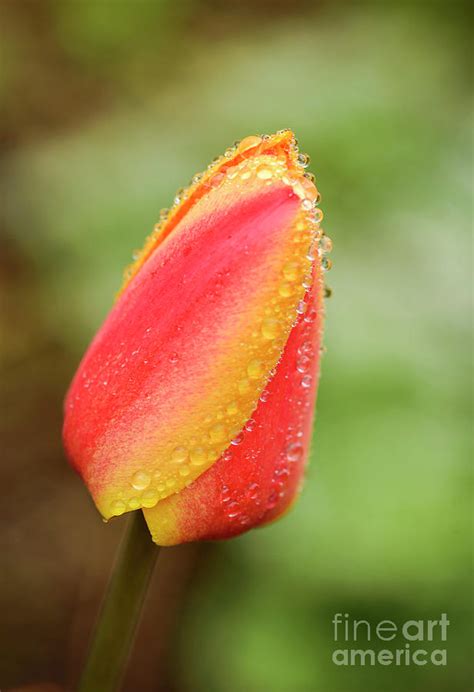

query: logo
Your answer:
[331,613,449,666]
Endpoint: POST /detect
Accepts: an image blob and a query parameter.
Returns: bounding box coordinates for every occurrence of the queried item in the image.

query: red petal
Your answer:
[143,274,324,545]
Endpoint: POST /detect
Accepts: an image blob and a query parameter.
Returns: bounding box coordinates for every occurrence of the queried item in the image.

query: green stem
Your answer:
[78,511,159,692]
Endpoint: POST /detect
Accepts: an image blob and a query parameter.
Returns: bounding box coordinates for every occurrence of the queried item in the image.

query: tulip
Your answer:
[63,129,329,547]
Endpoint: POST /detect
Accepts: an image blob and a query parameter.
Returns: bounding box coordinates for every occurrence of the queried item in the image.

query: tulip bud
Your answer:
[63,130,329,545]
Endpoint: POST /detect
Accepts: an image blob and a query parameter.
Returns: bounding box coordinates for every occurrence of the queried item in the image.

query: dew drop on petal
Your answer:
[297,153,310,167]
[237,135,262,154]
[227,501,240,519]
[171,447,188,464]
[256,164,273,180]
[247,359,263,380]
[283,261,299,281]
[267,490,279,510]
[296,300,307,315]
[322,257,333,271]
[286,442,303,463]
[314,209,324,224]
[131,471,151,491]
[278,282,293,297]
[261,318,279,340]
[320,235,333,253]
[209,423,226,444]
[141,489,159,508]
[110,500,126,515]
[226,401,239,415]
[238,379,251,394]
[189,447,207,466]
[296,355,311,373]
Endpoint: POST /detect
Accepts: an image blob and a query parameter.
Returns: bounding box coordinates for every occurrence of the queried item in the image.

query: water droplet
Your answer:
[210,172,225,188]
[286,442,303,462]
[297,153,310,167]
[301,374,312,388]
[226,165,239,179]
[223,448,233,461]
[179,466,191,477]
[296,355,311,373]
[231,432,244,446]
[128,498,140,510]
[322,257,333,271]
[169,352,178,363]
[260,389,270,402]
[245,418,256,432]
[278,282,293,297]
[261,318,279,340]
[313,209,324,224]
[141,489,159,507]
[283,261,299,281]
[189,447,207,466]
[247,359,263,380]
[110,500,126,515]
[226,401,239,415]
[237,135,262,154]
[267,490,279,509]
[238,378,251,394]
[304,308,317,323]
[296,300,307,315]
[227,501,240,518]
[248,482,259,499]
[256,164,273,180]
[324,286,332,298]
[171,447,188,464]
[165,478,176,488]
[320,235,333,253]
[209,423,226,444]
[302,199,313,210]
[131,471,151,491]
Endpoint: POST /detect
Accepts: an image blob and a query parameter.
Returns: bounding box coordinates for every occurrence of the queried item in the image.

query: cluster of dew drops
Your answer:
[216,293,326,529]
[130,130,333,298]
[120,132,334,522]
[182,133,332,528]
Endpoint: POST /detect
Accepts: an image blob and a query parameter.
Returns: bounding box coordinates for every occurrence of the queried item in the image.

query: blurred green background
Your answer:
[1,1,472,691]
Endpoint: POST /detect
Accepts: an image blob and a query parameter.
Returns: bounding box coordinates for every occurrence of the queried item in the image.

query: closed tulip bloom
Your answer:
[63,130,329,546]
